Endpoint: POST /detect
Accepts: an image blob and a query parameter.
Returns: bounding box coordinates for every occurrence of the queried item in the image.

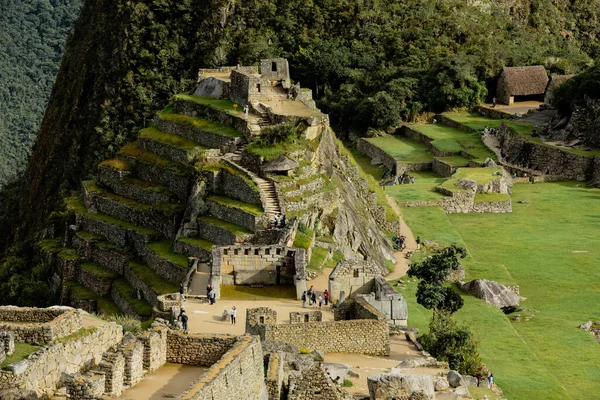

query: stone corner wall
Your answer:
[265,351,284,400]
[167,330,237,366]
[0,307,83,344]
[357,138,398,176]
[328,260,380,302]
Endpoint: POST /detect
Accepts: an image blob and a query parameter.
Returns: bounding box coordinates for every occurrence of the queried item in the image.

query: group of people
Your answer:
[397,172,415,185]
[482,125,499,136]
[301,285,329,308]
[206,285,216,304]
[272,213,287,228]
[392,235,407,251]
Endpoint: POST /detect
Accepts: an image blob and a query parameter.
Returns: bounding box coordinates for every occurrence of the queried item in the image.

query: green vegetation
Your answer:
[174,94,238,114]
[198,216,253,237]
[56,327,98,344]
[341,379,353,387]
[443,112,506,131]
[207,195,264,215]
[323,250,344,269]
[123,178,171,195]
[410,124,496,162]
[99,158,131,171]
[112,278,153,317]
[178,237,215,251]
[79,262,119,280]
[385,171,447,203]
[399,182,600,399]
[365,136,433,164]
[307,247,329,270]
[1,342,41,368]
[440,168,502,192]
[504,123,600,157]
[246,123,318,162]
[553,63,600,117]
[348,149,385,180]
[127,262,178,295]
[118,142,192,176]
[147,240,188,269]
[203,161,259,192]
[65,281,122,316]
[436,156,470,167]
[100,314,143,334]
[219,285,297,300]
[293,225,313,249]
[139,127,206,151]
[158,105,242,137]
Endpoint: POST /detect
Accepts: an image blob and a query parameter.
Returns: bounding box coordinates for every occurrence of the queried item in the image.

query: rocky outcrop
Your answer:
[367,373,435,399]
[460,279,520,309]
[547,95,600,148]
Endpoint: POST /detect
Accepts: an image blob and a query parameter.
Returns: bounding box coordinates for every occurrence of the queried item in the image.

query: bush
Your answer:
[342,379,353,387]
[101,314,143,335]
[420,312,481,375]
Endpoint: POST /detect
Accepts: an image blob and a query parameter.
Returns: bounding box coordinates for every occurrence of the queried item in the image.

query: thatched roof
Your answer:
[548,74,575,88]
[500,66,549,96]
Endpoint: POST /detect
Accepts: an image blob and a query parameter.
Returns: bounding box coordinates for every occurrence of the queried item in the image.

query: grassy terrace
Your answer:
[65,281,122,316]
[203,161,259,192]
[99,158,131,171]
[439,167,502,192]
[1,343,41,368]
[82,180,183,215]
[112,278,153,317]
[158,105,242,137]
[118,142,192,176]
[198,216,253,237]
[38,238,80,261]
[220,285,297,300]
[139,126,207,151]
[409,123,496,162]
[80,262,120,280]
[128,261,178,294]
[246,135,318,162]
[147,240,188,268]
[398,182,600,399]
[174,94,240,115]
[178,237,215,251]
[66,196,160,237]
[307,246,329,270]
[436,155,470,167]
[385,171,447,203]
[364,136,433,164]
[323,250,344,269]
[293,227,313,249]
[207,195,264,215]
[123,177,172,195]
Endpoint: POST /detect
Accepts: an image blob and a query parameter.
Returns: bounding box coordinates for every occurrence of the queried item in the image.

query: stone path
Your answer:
[120,363,207,400]
[189,262,209,296]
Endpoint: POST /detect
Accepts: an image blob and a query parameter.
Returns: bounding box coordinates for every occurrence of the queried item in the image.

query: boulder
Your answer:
[194,76,228,98]
[446,370,464,388]
[433,376,450,391]
[456,179,478,191]
[483,158,497,168]
[463,375,479,387]
[409,391,432,400]
[7,360,29,375]
[323,363,351,382]
[368,373,435,399]
[262,156,299,172]
[580,321,592,330]
[460,279,520,309]
[454,385,470,397]
[311,349,325,362]
[397,359,428,369]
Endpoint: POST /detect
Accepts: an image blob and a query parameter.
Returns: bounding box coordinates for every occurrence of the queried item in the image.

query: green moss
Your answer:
[178,237,215,251]
[322,250,344,269]
[75,230,101,241]
[198,216,253,237]
[118,142,192,176]
[127,261,178,295]
[139,126,207,151]
[147,240,188,268]
[79,262,120,280]
[307,246,329,270]
[206,195,264,215]
[1,343,41,368]
[436,155,471,167]
[37,238,63,253]
[123,178,171,195]
[99,158,131,171]
[158,106,242,137]
[113,278,153,317]
[58,247,80,261]
[56,327,98,344]
[246,134,317,162]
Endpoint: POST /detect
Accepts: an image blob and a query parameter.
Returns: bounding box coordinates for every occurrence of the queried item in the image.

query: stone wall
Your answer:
[246,307,278,333]
[357,138,398,177]
[137,327,168,372]
[497,124,599,181]
[0,322,123,397]
[173,96,251,136]
[0,307,83,344]
[290,311,323,324]
[66,370,106,400]
[288,365,347,400]
[474,105,512,120]
[155,115,240,151]
[328,260,380,302]
[333,297,386,322]
[167,331,237,366]
[400,126,456,157]
[211,167,262,206]
[99,349,125,397]
[265,352,284,400]
[206,198,267,232]
[359,276,408,325]
[212,245,301,286]
[0,332,15,359]
[176,335,268,400]
[432,157,454,177]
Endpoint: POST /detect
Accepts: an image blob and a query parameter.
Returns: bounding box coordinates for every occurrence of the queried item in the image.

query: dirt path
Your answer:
[120,363,207,400]
[385,195,417,281]
[189,262,209,296]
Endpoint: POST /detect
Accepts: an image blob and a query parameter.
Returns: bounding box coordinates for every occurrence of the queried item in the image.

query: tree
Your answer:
[408,244,466,314]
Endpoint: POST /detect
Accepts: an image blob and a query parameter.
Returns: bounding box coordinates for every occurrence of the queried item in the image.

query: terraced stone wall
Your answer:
[208,169,262,206]
[0,307,83,344]
[432,157,454,177]
[176,335,267,400]
[167,331,237,366]
[436,114,478,133]
[357,138,398,176]
[0,322,123,397]
[174,97,250,136]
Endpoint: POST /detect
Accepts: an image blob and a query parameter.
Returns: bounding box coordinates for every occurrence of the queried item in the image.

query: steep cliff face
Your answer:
[547,96,600,148]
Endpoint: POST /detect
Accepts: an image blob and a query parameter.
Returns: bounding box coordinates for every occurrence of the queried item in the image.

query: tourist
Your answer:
[243,105,249,120]
[280,214,286,228]
[483,125,489,135]
[230,306,237,325]
[179,282,185,302]
[208,287,216,305]
[482,396,488,400]
[488,373,495,388]
[206,284,212,300]
[179,310,188,334]
[301,291,307,308]
[416,236,421,250]
[323,289,329,306]
[311,291,317,307]
[410,176,415,184]
[492,97,497,108]
[178,306,185,320]
[273,214,279,228]
[233,103,238,111]
[307,286,314,305]
[318,295,324,308]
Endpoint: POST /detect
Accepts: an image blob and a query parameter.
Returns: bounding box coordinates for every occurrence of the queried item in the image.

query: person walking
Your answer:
[243,105,249,120]
[280,214,286,228]
[179,282,185,302]
[307,286,314,306]
[488,373,494,388]
[273,214,279,228]
[230,306,237,325]
[318,295,324,308]
[416,236,421,250]
[179,310,189,334]
[301,291,307,308]
[323,289,329,306]
[311,291,317,307]
[492,97,497,108]
[208,287,216,305]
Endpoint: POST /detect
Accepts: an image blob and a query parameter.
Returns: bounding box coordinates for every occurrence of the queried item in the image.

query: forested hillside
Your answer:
[1,0,600,306]
[0,0,82,189]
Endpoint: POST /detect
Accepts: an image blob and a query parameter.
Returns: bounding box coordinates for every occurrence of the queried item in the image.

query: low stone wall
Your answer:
[137,327,168,372]
[497,124,599,181]
[471,199,512,213]
[397,200,440,207]
[290,311,322,323]
[396,161,433,176]
[0,307,83,344]
[0,322,123,397]
[265,352,284,400]
[72,231,129,275]
[360,276,408,325]
[357,138,398,176]
[436,114,478,133]
[99,349,125,397]
[140,244,188,285]
[174,97,251,136]
[77,264,113,297]
[212,245,301,286]
[432,157,454,177]
[245,307,278,333]
[167,331,237,366]
[97,164,174,205]
[334,297,386,322]
[155,115,240,151]
[474,105,512,120]
[176,335,267,400]
[207,198,267,232]
[124,263,159,307]
[66,370,106,399]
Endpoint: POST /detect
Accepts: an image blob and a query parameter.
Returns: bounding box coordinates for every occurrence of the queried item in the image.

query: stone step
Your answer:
[154,111,242,151]
[111,278,153,320]
[206,195,266,232]
[138,127,213,166]
[117,142,192,201]
[83,180,184,239]
[197,215,254,245]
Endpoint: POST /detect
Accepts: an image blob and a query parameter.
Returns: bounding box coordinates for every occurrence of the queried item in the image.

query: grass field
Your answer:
[385,171,446,202]
[365,136,433,164]
[397,182,600,399]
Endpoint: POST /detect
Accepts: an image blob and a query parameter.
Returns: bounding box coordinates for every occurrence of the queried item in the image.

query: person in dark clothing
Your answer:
[307,286,314,305]
[324,289,329,306]
[416,236,421,250]
[179,311,189,333]
[179,282,185,301]
[280,214,286,228]
[311,291,317,307]
[206,285,211,298]
[208,288,216,305]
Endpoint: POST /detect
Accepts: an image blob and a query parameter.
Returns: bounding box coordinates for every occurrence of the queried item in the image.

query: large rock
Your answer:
[456,179,478,191]
[463,375,479,387]
[446,370,464,388]
[262,156,299,173]
[194,76,228,98]
[460,279,520,309]
[483,158,497,168]
[368,373,434,399]
[397,359,428,369]
[433,376,450,391]
[454,385,470,397]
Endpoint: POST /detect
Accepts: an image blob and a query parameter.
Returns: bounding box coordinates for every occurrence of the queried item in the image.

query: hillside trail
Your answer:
[385,194,417,281]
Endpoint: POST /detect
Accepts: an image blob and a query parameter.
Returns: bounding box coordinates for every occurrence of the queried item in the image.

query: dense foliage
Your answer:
[420,312,481,375]
[552,64,600,114]
[408,244,466,313]
[0,0,82,188]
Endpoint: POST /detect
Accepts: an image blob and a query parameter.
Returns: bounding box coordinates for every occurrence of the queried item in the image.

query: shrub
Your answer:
[299,347,311,354]
[342,379,353,387]
[101,314,143,335]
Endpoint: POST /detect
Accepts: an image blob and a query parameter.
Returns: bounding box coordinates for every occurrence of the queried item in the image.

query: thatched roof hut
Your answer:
[544,74,575,104]
[496,66,549,105]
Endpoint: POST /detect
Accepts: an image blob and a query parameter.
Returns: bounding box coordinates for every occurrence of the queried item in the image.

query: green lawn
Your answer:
[398,182,600,399]
[198,216,254,237]
[220,285,297,300]
[158,104,242,137]
[385,171,447,202]
[1,343,41,368]
[436,155,471,167]
[147,240,188,268]
[307,246,329,270]
[207,195,264,215]
[440,167,502,192]
[443,111,504,131]
[139,126,206,151]
[174,94,240,114]
[365,136,433,164]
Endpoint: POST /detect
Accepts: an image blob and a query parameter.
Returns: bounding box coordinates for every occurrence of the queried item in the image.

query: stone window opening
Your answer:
[255,249,260,255]
[259,316,265,324]
[304,314,309,323]
[353,269,359,278]
[223,249,228,255]
[256,83,261,93]
[265,248,270,255]
[272,61,277,72]
[234,249,238,255]
[244,248,250,255]
[276,248,281,255]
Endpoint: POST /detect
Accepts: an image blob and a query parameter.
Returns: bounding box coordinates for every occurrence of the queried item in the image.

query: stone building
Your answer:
[496,65,549,105]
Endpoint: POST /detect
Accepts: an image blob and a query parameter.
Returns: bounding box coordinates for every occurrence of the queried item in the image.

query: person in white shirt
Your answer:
[230,306,237,325]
